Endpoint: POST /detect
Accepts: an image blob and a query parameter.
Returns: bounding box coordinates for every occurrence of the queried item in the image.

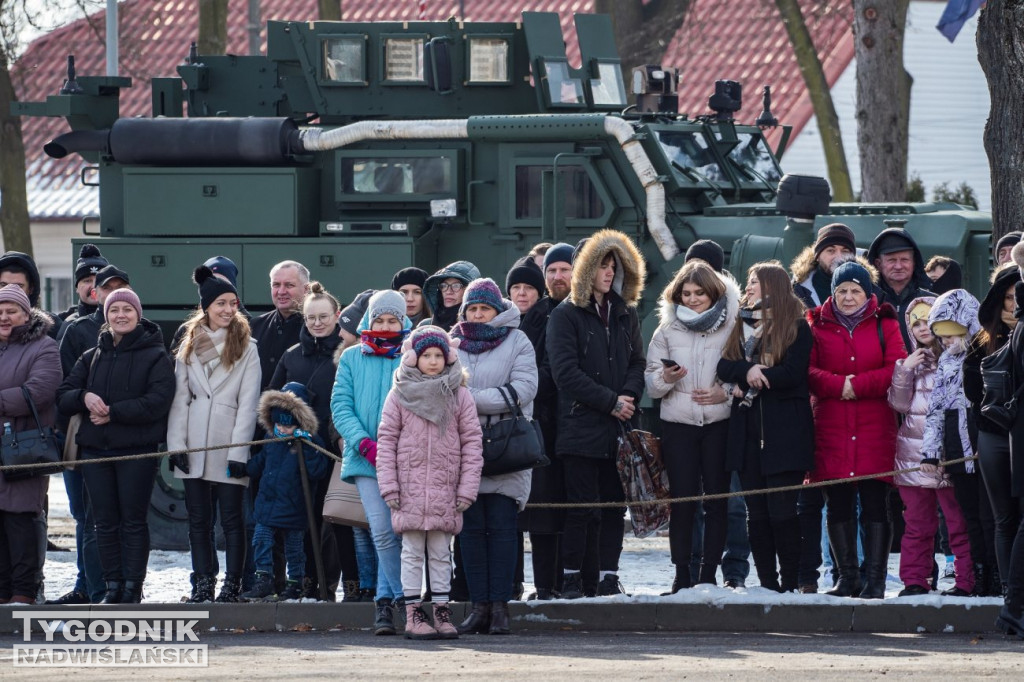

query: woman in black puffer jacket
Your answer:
[58,289,175,604]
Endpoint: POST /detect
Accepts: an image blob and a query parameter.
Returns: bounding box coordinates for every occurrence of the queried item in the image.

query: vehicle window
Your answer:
[725,133,783,185]
[342,157,451,195]
[655,130,726,182]
[515,165,605,219]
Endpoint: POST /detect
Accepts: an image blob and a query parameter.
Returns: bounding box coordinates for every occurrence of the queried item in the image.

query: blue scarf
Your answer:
[450,321,511,354]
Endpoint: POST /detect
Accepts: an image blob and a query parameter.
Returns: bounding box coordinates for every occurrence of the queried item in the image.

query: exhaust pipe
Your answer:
[43,130,110,159]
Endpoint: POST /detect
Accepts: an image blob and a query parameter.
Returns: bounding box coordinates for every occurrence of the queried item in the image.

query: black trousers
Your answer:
[530,533,562,592]
[561,455,625,573]
[662,420,729,569]
[80,450,158,582]
[978,431,1024,583]
[184,479,246,577]
[0,510,40,600]
[823,479,891,524]
[950,470,998,568]
[797,487,825,586]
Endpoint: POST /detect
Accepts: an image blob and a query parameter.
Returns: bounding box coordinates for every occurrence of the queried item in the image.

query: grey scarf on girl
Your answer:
[392,357,465,433]
[675,294,730,334]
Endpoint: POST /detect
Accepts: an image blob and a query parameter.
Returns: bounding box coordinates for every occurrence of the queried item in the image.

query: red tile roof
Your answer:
[13,0,853,218]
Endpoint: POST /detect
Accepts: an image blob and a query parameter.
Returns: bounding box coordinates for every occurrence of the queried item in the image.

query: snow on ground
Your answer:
[43,476,1005,607]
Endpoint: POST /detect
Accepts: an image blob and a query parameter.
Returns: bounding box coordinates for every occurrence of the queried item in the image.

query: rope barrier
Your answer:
[0,434,977,511]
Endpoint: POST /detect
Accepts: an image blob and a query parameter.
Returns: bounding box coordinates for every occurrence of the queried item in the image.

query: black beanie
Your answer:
[194,265,238,311]
[339,289,374,336]
[684,239,725,273]
[75,244,108,284]
[391,267,428,291]
[542,243,575,271]
[505,256,545,297]
[572,238,590,264]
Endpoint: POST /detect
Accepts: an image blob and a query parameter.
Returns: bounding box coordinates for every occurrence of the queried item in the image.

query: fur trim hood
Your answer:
[792,249,879,288]
[258,389,319,434]
[657,269,740,328]
[5,309,54,345]
[569,229,646,308]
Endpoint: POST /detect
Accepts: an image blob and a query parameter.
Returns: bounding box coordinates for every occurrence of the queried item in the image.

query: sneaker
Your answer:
[240,572,276,602]
[942,560,957,580]
[432,603,459,639]
[898,584,930,597]
[561,572,585,600]
[45,589,90,605]
[597,574,625,596]
[278,580,303,601]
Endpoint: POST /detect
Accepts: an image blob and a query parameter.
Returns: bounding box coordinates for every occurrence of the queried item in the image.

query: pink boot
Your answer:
[404,603,438,640]
[433,603,459,639]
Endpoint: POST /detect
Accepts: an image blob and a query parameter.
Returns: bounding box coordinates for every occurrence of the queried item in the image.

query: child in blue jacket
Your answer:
[241,382,330,601]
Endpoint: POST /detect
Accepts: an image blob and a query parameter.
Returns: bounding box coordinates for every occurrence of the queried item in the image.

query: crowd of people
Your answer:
[0,224,1023,639]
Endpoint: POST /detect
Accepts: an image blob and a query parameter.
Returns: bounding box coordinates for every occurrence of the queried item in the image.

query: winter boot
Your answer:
[359,587,376,602]
[696,561,719,586]
[898,584,930,597]
[970,563,987,597]
[747,518,781,592]
[99,581,123,605]
[216,574,243,603]
[301,577,318,600]
[773,519,803,593]
[46,588,90,605]
[561,571,585,600]
[432,603,459,639]
[342,580,361,602]
[120,581,143,604]
[666,564,691,594]
[597,574,626,596]
[858,522,892,599]
[990,563,1004,598]
[373,598,396,636]
[240,572,276,602]
[404,603,438,640]
[279,580,303,601]
[187,574,216,603]
[825,521,863,597]
[457,601,491,634]
[488,601,510,635]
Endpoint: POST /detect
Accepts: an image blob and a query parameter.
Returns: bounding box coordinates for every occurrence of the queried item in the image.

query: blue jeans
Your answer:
[354,476,403,601]
[460,493,518,603]
[253,525,304,581]
[353,527,377,590]
[63,469,104,601]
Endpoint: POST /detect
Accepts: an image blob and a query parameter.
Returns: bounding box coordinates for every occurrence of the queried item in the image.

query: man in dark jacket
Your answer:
[868,227,933,350]
[57,244,108,327]
[546,230,647,598]
[0,251,63,341]
[251,260,310,390]
[58,265,131,375]
[790,224,857,309]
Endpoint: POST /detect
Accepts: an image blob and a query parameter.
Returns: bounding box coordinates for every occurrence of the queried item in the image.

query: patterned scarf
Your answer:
[194,325,226,377]
[450,321,511,354]
[392,357,465,433]
[675,294,729,334]
[360,329,409,358]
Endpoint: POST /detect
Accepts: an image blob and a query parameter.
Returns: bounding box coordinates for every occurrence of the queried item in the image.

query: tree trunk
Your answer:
[0,50,33,256]
[318,0,341,20]
[593,0,691,83]
[977,0,1024,242]
[852,0,910,202]
[775,0,853,201]
[197,0,229,56]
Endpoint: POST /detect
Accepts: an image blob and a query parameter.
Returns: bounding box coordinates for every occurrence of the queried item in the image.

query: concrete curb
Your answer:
[0,601,1002,635]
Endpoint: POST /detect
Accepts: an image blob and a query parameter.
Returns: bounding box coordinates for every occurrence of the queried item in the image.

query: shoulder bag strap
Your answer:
[876,315,886,357]
[19,387,46,436]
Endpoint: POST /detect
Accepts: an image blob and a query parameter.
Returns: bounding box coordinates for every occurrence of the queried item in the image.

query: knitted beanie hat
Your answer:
[460,278,505,317]
[505,256,545,297]
[813,223,857,258]
[367,289,407,324]
[193,265,238,311]
[204,255,239,288]
[542,243,575,271]
[103,288,143,321]
[74,244,108,284]
[391,267,428,291]
[996,231,1022,261]
[831,260,872,295]
[339,289,374,336]
[402,325,460,366]
[0,285,31,315]
[684,239,725,273]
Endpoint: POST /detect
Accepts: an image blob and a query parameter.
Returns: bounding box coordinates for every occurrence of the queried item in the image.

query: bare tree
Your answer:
[593,0,692,82]
[852,0,910,202]
[0,19,30,255]
[978,0,1024,241]
[198,0,228,56]
[775,0,853,201]
[318,0,341,21]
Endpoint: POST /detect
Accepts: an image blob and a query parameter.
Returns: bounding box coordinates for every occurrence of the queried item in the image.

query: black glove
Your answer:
[169,453,190,475]
[226,461,248,479]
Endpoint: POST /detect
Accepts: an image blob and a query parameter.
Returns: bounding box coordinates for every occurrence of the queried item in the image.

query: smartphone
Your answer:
[661,358,679,368]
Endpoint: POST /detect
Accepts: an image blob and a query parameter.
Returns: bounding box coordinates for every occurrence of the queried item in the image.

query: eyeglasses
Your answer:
[439,282,464,293]
[304,313,334,324]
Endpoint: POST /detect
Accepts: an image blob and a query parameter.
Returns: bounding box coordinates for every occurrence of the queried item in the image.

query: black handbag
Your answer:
[980,339,1024,430]
[0,387,62,481]
[480,384,549,477]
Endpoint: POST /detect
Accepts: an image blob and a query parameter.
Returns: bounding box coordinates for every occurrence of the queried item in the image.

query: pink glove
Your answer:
[359,438,377,466]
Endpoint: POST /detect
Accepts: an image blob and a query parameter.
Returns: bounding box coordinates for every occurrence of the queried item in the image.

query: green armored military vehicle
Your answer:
[17,12,992,547]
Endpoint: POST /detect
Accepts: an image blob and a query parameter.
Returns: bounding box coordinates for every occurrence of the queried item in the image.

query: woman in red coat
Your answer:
[808,259,906,599]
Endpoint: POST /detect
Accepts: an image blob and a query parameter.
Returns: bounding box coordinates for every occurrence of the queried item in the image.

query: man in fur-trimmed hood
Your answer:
[546,229,647,599]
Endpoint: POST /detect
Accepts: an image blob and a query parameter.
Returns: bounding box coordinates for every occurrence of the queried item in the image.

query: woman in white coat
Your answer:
[645,259,738,593]
[167,266,261,603]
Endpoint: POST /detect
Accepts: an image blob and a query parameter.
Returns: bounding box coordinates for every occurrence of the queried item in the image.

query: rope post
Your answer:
[294,438,329,602]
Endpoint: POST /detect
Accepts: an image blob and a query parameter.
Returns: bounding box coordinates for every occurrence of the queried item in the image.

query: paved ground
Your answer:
[1,630,1022,679]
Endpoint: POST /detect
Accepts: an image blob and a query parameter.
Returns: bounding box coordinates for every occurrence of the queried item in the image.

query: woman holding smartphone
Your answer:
[645,259,739,593]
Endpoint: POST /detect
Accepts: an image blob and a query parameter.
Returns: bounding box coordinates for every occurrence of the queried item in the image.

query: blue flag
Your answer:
[936,0,986,43]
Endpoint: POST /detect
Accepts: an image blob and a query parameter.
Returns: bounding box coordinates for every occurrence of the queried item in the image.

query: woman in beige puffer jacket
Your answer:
[644,260,739,593]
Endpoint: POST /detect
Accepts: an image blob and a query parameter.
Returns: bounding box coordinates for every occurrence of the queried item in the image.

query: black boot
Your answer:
[970,563,987,597]
[121,581,143,604]
[489,601,510,635]
[664,564,691,595]
[997,604,1024,639]
[457,601,491,635]
[373,598,396,636]
[989,563,1004,598]
[241,572,276,601]
[99,581,123,605]
[747,518,781,592]
[825,521,863,597]
[561,572,584,600]
[186,574,216,603]
[216,574,242,603]
[342,580,361,602]
[773,519,803,593]
[858,522,892,599]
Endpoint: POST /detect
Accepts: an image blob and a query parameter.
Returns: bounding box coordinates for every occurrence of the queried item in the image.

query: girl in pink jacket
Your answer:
[376,326,484,640]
